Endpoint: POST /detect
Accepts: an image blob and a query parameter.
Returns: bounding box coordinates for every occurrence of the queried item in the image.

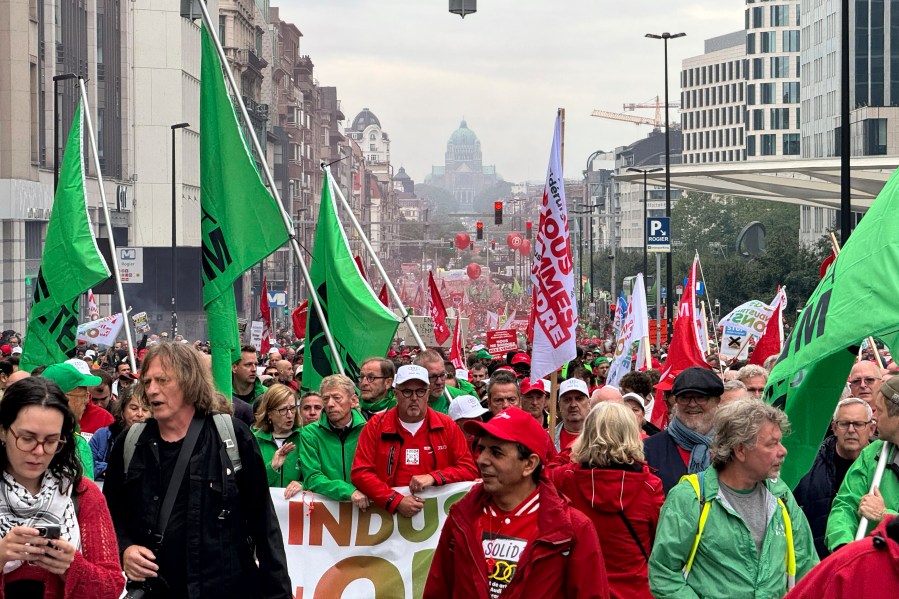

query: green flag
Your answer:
[512,277,522,296]
[765,167,899,487]
[302,170,401,392]
[21,102,110,372]
[200,24,289,396]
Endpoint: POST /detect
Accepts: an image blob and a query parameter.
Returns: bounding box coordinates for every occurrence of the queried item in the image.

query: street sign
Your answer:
[118,247,143,283]
[267,291,287,307]
[646,217,671,253]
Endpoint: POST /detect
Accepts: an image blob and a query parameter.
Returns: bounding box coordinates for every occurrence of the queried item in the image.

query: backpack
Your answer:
[122,414,242,475]
[680,472,797,590]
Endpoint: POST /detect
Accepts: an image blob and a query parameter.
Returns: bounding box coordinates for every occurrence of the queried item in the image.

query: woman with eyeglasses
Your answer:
[252,384,304,499]
[88,385,150,479]
[0,377,125,598]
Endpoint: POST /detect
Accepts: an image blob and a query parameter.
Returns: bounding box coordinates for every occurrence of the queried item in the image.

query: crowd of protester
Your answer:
[1,326,899,598]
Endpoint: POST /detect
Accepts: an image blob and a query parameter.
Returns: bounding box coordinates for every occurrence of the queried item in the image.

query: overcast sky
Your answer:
[279,0,745,184]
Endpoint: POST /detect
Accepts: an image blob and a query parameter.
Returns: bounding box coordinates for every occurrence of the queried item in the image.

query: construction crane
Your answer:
[591,95,681,128]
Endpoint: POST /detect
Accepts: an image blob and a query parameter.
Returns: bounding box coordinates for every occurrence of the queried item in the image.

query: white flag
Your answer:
[87,289,99,321]
[529,113,577,380]
[718,289,787,359]
[606,273,649,387]
[486,311,500,330]
[77,313,124,347]
[501,310,517,330]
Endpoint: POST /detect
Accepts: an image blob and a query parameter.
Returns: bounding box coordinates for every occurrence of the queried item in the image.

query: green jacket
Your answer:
[452,379,477,396]
[253,427,303,488]
[76,433,94,481]
[826,439,899,550]
[360,388,396,414]
[429,384,465,414]
[299,409,367,501]
[649,467,818,599]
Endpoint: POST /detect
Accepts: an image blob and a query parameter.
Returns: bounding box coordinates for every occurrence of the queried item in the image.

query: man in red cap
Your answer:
[519,377,550,429]
[510,352,531,379]
[424,407,609,599]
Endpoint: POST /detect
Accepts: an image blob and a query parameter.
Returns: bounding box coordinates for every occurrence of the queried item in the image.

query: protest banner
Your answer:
[486,330,518,356]
[395,315,469,348]
[250,321,264,352]
[717,289,786,360]
[606,273,649,387]
[275,482,473,598]
[131,311,151,334]
[76,313,124,347]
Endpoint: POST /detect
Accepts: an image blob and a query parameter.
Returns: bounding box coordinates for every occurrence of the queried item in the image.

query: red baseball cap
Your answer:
[520,377,549,396]
[464,407,549,462]
[511,353,531,366]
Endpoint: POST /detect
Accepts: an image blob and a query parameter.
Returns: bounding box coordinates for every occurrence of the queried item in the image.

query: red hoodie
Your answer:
[547,462,663,599]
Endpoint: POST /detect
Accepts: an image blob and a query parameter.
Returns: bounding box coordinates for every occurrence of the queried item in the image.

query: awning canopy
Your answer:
[615,156,899,212]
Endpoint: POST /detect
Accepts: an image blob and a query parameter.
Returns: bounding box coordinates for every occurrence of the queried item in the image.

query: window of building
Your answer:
[783,133,800,155]
[771,56,789,77]
[771,5,789,27]
[747,33,756,54]
[761,134,777,155]
[783,30,800,52]
[864,118,888,155]
[753,6,764,28]
[753,57,765,79]
[760,31,776,52]
[219,16,226,45]
[770,108,789,129]
[747,84,756,105]
[760,83,775,104]
[753,109,764,130]
[747,135,756,156]
[783,81,800,103]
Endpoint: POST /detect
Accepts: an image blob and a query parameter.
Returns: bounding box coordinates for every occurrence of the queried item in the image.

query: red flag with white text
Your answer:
[378,284,389,307]
[428,271,451,344]
[260,276,272,354]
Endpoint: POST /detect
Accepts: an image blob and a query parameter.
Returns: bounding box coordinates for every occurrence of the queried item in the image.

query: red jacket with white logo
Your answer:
[351,407,478,513]
[423,479,611,599]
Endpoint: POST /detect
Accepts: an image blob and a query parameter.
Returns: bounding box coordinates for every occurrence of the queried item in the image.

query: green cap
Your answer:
[41,363,102,393]
[476,349,493,360]
[593,357,611,366]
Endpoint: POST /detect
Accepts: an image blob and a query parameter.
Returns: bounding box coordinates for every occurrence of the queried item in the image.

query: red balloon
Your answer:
[506,233,523,249]
[454,233,471,250]
[466,263,481,280]
[519,239,532,255]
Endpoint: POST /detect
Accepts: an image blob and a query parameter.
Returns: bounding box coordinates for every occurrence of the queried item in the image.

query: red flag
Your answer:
[819,251,835,279]
[449,315,464,369]
[260,276,272,355]
[292,301,308,340]
[354,256,367,281]
[653,257,711,426]
[428,271,451,344]
[378,284,389,307]
[749,287,785,366]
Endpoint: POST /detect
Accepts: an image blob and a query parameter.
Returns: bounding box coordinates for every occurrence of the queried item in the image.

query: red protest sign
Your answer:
[487,330,518,356]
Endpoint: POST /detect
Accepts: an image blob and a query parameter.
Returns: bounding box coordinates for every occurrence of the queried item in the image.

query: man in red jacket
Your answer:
[424,407,610,599]
[351,365,478,517]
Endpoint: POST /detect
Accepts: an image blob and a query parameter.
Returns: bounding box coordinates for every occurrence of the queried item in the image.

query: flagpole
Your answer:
[196,0,343,374]
[326,167,453,402]
[77,79,137,372]
[695,252,722,355]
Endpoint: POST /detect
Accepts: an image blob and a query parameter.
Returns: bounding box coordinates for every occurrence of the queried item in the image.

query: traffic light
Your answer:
[491,240,496,250]
[526,221,533,239]
[447,240,453,249]
[469,241,474,250]
[476,221,484,240]
[494,201,503,225]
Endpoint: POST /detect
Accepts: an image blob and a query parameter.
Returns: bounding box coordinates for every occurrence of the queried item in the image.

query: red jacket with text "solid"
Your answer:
[423,479,610,599]
[351,407,478,513]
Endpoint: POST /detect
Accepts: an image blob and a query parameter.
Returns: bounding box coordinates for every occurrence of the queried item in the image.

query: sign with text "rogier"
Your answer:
[646,217,671,253]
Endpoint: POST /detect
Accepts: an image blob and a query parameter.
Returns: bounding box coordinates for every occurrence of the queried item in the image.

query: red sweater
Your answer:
[423,480,610,599]
[1,479,125,599]
[78,403,114,436]
[351,407,478,513]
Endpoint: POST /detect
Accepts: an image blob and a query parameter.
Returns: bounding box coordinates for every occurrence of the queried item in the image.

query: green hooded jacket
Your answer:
[253,427,303,488]
[649,466,818,599]
[76,433,94,481]
[360,388,396,414]
[825,439,899,550]
[299,409,367,501]
[429,384,467,414]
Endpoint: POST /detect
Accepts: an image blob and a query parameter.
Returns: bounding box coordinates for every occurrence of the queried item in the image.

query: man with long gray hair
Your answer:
[649,399,818,598]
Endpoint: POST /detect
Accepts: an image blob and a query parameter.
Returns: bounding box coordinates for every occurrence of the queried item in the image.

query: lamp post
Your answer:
[53,73,78,192]
[627,167,663,278]
[646,31,685,341]
[170,122,190,338]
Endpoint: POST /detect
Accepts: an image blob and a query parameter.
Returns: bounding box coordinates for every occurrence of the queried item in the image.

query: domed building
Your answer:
[426,119,500,211]
[347,107,390,165]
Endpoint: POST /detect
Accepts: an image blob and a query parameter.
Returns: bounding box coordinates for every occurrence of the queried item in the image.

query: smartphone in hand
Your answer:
[34,525,61,540]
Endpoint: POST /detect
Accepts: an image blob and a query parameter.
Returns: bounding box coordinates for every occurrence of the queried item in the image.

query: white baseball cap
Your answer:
[559,378,589,398]
[471,344,486,352]
[393,365,430,387]
[622,392,647,411]
[11,347,22,355]
[448,395,489,421]
[64,358,94,376]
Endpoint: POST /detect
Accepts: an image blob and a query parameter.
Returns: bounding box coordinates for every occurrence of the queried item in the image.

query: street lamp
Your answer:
[170,122,190,338]
[646,31,685,341]
[52,73,78,192]
[627,167,663,278]
[449,0,476,17]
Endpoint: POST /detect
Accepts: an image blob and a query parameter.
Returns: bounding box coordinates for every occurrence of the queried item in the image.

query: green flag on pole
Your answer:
[21,101,110,372]
[302,170,401,392]
[200,24,289,396]
[765,166,899,487]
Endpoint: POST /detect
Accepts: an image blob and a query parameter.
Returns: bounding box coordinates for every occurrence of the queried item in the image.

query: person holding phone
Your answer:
[0,377,124,598]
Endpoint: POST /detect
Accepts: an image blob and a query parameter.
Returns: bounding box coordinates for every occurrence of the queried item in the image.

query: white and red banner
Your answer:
[77,313,124,346]
[427,271,450,345]
[87,289,99,321]
[606,273,649,387]
[749,287,787,366]
[260,276,272,355]
[274,483,474,598]
[718,288,787,360]
[486,311,500,330]
[529,113,577,380]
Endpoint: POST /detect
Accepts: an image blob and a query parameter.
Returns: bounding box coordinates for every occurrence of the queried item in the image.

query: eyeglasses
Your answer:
[269,405,297,417]
[360,374,388,383]
[397,388,429,399]
[674,395,712,406]
[835,420,871,431]
[428,373,448,382]
[7,429,66,454]
[849,377,878,387]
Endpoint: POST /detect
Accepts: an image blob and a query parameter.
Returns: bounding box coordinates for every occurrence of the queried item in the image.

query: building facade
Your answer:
[425,120,500,211]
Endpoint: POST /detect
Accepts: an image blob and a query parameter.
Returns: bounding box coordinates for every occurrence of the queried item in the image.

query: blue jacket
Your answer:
[88,423,124,479]
[643,430,687,495]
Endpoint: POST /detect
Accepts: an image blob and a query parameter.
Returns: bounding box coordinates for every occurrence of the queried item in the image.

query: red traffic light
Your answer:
[476,221,483,240]
[525,221,533,239]
[494,202,503,225]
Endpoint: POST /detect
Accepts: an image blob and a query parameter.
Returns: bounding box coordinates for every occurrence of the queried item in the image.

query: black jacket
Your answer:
[103,414,292,598]
[793,435,841,558]
[643,430,687,495]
